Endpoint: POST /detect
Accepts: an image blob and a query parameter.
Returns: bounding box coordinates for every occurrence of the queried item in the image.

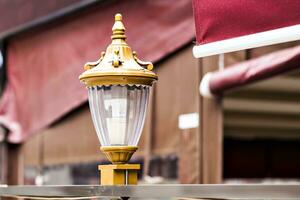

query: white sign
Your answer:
[178,113,199,130]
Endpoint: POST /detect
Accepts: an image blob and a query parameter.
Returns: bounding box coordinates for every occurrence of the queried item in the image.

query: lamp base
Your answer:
[98,164,140,185]
[101,146,138,164]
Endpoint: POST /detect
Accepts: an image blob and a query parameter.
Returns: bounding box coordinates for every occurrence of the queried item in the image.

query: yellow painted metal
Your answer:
[101,146,138,164]
[98,164,140,185]
[79,13,158,87]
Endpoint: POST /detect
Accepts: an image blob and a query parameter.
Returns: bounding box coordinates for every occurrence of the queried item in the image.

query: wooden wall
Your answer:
[14,41,300,184]
[154,44,201,183]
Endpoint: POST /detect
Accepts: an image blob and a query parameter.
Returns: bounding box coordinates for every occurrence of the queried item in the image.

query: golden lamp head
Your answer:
[79,13,158,87]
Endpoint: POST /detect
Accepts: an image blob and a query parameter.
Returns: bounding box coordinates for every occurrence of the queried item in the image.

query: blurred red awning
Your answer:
[0,0,194,143]
[192,0,300,57]
[199,45,300,97]
[0,0,81,34]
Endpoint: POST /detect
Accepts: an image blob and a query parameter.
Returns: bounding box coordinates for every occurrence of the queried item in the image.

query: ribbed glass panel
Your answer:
[88,85,149,146]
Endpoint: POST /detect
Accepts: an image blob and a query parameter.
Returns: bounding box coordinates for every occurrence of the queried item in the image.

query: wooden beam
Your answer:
[224,109,300,139]
[0,128,6,184]
[225,111,300,129]
[227,89,300,102]
[143,84,156,178]
[285,69,300,78]
[225,126,300,139]
[240,76,300,93]
[151,45,201,183]
[200,56,223,183]
[176,47,202,183]
[7,143,24,185]
[0,128,24,186]
[224,98,300,114]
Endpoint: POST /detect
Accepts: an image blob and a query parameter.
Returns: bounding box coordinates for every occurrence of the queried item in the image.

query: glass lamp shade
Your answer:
[88,85,149,147]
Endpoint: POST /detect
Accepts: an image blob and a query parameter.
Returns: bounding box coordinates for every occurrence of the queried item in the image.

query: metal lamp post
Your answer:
[79,14,157,185]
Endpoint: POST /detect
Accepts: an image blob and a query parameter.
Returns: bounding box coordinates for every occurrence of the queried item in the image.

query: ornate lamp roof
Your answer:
[79,14,158,87]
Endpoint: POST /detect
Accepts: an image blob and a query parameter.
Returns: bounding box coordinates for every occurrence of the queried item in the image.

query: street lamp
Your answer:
[79,14,157,185]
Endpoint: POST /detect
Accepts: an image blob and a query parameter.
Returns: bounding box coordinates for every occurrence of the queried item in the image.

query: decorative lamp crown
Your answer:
[79,13,158,87]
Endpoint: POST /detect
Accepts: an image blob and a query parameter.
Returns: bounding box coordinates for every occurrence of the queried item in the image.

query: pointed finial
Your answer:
[115,13,122,21]
[112,13,126,40]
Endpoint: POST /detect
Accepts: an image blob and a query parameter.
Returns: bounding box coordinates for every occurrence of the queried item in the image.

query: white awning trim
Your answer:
[193,24,300,58]
[199,72,213,98]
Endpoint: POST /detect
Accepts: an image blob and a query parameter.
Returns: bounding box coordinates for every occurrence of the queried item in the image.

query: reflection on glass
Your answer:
[88,85,149,146]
